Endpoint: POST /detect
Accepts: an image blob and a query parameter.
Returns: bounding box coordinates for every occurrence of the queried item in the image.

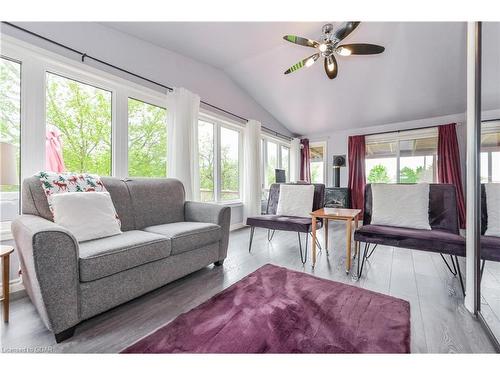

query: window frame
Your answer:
[261,134,291,189]
[198,111,243,204]
[481,121,500,183]
[365,127,439,184]
[309,140,327,184]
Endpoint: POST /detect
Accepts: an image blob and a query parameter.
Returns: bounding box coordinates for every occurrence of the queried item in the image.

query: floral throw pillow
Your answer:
[36,171,111,214]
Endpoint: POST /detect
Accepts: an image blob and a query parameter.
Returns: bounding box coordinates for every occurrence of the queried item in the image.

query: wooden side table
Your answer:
[1,245,14,323]
[310,208,361,273]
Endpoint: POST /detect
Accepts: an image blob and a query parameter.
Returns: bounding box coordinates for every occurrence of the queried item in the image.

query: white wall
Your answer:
[307,109,500,191]
[0,22,292,137]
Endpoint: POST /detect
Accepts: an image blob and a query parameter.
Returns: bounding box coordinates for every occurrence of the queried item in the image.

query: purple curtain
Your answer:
[438,123,466,229]
[300,139,311,182]
[348,135,366,214]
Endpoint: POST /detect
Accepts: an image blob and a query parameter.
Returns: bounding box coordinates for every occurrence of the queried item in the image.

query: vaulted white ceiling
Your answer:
[103,22,499,136]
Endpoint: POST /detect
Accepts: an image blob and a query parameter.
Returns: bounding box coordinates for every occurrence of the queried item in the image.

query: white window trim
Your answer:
[480,121,500,183]
[310,140,328,184]
[261,135,291,187]
[199,111,243,205]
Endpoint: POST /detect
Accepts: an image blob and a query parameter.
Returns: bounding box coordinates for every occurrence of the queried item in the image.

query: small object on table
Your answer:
[310,208,361,273]
[1,245,14,323]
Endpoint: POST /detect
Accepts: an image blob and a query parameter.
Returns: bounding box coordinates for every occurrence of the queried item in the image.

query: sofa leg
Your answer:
[214,260,224,266]
[54,326,76,343]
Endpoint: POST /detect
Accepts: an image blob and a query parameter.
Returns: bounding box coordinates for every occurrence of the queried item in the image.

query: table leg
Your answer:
[312,216,317,268]
[354,215,359,260]
[2,256,9,323]
[346,219,352,273]
[324,218,329,255]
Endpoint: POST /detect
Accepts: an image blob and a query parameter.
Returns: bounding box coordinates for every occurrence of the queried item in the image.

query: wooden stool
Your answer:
[1,245,14,323]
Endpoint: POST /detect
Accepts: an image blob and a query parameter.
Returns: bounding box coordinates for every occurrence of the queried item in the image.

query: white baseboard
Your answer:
[230,223,246,231]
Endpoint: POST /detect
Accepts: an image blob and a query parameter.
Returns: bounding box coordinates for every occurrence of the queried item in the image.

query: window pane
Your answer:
[366,158,397,183]
[198,120,215,202]
[220,127,240,201]
[493,152,500,183]
[46,73,112,175]
[399,155,436,183]
[481,152,489,183]
[128,98,167,177]
[266,141,278,186]
[281,146,289,181]
[0,58,21,223]
[311,161,324,183]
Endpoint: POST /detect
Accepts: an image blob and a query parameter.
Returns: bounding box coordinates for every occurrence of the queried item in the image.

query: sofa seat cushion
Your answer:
[354,225,465,256]
[481,235,500,262]
[79,230,171,282]
[144,222,221,255]
[246,215,323,233]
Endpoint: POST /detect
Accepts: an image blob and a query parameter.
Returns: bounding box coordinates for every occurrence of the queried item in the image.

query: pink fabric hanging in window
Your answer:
[437,123,466,229]
[348,135,366,214]
[46,125,66,173]
[300,139,311,182]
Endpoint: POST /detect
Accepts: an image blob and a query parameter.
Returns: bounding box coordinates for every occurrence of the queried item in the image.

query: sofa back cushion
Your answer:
[363,183,460,234]
[22,176,185,231]
[267,183,325,215]
[125,178,185,229]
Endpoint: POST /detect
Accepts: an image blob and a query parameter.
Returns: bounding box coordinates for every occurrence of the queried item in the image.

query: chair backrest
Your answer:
[21,175,185,231]
[363,183,460,234]
[266,183,325,215]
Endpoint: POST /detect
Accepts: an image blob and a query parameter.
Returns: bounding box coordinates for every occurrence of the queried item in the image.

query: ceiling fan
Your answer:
[283,22,385,79]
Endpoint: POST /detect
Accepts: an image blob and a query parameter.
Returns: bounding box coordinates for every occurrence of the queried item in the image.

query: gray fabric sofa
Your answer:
[12,176,231,343]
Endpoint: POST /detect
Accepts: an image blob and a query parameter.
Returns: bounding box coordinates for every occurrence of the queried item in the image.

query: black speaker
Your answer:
[333,155,346,167]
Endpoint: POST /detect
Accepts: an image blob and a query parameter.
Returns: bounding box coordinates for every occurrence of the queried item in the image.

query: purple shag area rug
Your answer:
[122,264,410,353]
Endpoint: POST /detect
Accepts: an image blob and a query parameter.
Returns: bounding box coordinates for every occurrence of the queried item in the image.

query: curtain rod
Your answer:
[2,22,292,141]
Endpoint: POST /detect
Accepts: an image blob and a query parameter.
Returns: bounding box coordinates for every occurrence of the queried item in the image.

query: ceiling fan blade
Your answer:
[284,53,320,75]
[336,43,385,55]
[324,55,338,79]
[333,21,361,41]
[283,35,319,48]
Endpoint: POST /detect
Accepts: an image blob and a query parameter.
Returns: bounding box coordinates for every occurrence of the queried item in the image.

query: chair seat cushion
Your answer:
[354,225,465,256]
[144,222,221,255]
[481,235,500,262]
[79,230,170,282]
[246,215,323,233]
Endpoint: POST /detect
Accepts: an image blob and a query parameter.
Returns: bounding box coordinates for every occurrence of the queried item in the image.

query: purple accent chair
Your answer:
[246,183,325,264]
[481,184,500,278]
[354,184,466,294]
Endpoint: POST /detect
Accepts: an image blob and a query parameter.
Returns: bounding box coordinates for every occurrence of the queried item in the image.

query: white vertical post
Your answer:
[465,22,481,313]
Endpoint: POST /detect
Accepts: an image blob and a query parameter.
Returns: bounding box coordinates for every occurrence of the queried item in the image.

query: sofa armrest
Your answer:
[184,201,231,261]
[11,215,80,334]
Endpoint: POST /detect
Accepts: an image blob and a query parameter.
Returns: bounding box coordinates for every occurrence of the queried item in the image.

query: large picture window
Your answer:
[198,115,241,203]
[128,98,167,177]
[310,142,326,183]
[261,137,290,189]
[365,128,438,184]
[46,72,112,175]
[0,57,21,224]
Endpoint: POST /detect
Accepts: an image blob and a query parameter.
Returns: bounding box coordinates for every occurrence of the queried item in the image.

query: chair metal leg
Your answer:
[454,255,465,297]
[480,259,486,282]
[366,244,378,259]
[298,232,308,265]
[357,242,370,280]
[440,253,458,276]
[267,229,276,242]
[248,226,255,253]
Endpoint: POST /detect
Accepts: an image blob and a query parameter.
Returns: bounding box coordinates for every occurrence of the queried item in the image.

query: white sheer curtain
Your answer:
[243,119,262,222]
[290,137,301,182]
[167,87,201,201]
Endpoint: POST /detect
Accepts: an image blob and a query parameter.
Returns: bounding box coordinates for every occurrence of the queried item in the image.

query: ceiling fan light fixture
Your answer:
[305,56,316,67]
[319,43,327,52]
[337,46,352,56]
[327,61,335,72]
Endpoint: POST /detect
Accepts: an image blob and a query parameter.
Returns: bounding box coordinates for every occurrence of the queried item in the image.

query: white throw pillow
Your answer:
[52,192,122,242]
[485,183,500,237]
[276,184,315,217]
[371,183,431,230]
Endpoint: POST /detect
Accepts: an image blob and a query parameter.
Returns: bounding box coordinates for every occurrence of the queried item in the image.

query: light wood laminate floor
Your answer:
[1,223,496,353]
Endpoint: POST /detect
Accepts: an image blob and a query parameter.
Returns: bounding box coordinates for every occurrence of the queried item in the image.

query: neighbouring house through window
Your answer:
[365,127,438,184]
[481,121,500,183]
